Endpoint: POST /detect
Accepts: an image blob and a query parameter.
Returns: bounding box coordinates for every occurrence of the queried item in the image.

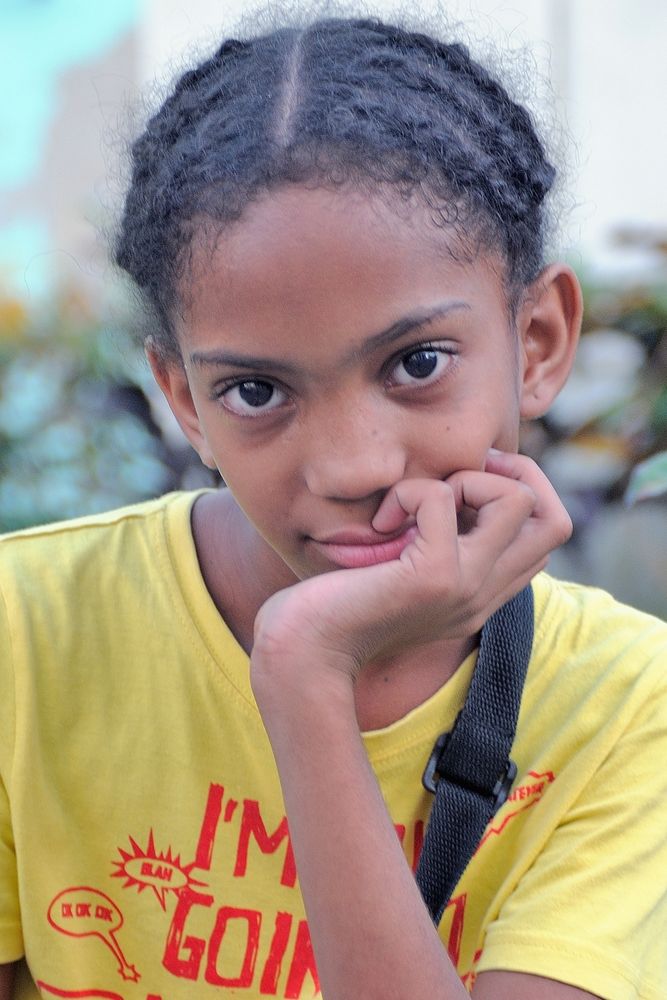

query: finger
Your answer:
[484,450,571,532]
[445,469,570,602]
[446,469,538,565]
[471,508,568,596]
[372,478,456,541]
[451,457,571,552]
[463,554,550,632]
[456,491,567,616]
[484,453,574,552]
[374,472,547,593]
[371,478,463,576]
[447,469,538,518]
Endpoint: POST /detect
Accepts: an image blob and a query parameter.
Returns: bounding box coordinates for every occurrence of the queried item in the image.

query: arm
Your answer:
[261,683,605,1000]
[0,963,16,1000]
[252,455,574,1000]
[474,971,602,998]
[257,667,467,1000]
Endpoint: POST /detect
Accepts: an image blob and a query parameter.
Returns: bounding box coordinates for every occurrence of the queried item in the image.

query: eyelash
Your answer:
[213,341,458,417]
[385,341,457,389]
[213,377,291,418]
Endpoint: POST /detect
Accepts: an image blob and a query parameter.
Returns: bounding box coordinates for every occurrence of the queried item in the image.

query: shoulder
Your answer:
[0,489,198,547]
[532,571,667,668]
[0,490,204,586]
[476,578,667,998]
[0,490,212,656]
[0,490,212,755]
[526,572,667,736]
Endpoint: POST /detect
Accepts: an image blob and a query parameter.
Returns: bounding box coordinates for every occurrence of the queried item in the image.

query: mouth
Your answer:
[308,523,418,569]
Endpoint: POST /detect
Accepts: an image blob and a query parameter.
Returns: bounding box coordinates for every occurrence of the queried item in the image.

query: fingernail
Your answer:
[487,447,502,455]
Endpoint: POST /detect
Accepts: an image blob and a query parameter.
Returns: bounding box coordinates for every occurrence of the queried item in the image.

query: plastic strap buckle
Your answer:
[421,731,451,794]
[490,758,518,812]
[421,731,517,815]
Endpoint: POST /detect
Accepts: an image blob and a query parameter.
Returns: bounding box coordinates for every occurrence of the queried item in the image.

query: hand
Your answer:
[251,451,571,692]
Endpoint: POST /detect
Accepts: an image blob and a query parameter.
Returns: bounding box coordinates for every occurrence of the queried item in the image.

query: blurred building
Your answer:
[1,0,666,614]
[2,0,666,299]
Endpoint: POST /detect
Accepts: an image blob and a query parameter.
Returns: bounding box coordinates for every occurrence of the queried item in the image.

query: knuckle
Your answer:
[553,510,573,545]
[456,577,481,608]
[437,476,461,507]
[513,480,538,510]
[417,573,444,605]
[419,475,453,496]
[518,454,539,474]
[434,479,455,503]
[461,604,487,634]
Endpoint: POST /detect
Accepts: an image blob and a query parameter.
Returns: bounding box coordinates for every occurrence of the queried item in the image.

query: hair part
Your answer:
[114,13,557,360]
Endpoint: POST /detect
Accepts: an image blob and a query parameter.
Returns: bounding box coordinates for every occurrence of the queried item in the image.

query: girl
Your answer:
[1,13,665,1000]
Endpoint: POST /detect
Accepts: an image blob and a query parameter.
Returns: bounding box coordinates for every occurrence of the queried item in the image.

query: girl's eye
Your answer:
[219,380,287,416]
[389,346,453,387]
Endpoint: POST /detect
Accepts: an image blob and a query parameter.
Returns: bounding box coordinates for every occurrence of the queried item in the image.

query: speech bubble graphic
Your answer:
[112,829,202,910]
[47,887,140,982]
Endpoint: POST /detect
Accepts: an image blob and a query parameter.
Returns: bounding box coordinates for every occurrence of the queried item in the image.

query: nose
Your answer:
[303,408,407,501]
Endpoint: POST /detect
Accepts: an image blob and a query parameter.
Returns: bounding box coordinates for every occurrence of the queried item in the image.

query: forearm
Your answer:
[0,963,15,1000]
[256,671,467,1000]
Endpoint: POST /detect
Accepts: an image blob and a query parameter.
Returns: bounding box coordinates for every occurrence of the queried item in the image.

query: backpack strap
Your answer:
[415,584,534,923]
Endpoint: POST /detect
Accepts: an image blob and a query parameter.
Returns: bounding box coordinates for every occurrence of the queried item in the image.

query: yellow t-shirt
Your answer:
[0,491,665,999]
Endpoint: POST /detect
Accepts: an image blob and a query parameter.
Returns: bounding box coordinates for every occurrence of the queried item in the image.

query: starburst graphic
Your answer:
[112,830,205,910]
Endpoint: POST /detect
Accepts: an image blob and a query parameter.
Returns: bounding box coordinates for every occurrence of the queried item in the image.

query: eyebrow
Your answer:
[189,301,470,375]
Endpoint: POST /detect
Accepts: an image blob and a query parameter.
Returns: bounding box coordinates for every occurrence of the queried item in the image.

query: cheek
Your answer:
[221,465,271,507]
[218,455,296,534]
[421,406,519,475]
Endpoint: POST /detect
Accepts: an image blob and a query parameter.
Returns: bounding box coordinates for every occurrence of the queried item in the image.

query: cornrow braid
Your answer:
[115,16,556,358]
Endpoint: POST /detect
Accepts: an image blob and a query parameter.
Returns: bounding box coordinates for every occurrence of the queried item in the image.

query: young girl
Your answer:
[1,14,665,1000]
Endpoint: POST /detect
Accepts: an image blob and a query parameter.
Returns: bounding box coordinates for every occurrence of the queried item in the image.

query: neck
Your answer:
[353,635,477,731]
[192,489,296,651]
[191,489,477,729]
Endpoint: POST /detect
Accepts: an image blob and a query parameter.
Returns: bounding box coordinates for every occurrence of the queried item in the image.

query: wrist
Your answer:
[250,645,357,721]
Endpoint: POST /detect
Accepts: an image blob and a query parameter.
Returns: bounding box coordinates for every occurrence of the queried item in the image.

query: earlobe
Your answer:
[519,263,583,420]
[145,339,218,470]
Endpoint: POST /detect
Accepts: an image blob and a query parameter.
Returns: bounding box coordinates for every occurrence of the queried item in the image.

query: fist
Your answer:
[251,451,571,687]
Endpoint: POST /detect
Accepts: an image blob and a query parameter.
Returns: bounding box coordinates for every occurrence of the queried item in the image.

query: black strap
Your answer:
[415,584,534,923]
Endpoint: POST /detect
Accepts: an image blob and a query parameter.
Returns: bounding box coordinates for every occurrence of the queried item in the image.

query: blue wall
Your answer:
[0,0,138,294]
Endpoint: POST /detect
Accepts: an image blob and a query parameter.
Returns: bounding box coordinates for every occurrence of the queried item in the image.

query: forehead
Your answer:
[178,185,510,353]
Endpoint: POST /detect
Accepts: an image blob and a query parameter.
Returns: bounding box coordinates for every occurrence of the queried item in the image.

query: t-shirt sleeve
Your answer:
[0,578,23,963]
[477,663,667,1000]
[0,773,22,962]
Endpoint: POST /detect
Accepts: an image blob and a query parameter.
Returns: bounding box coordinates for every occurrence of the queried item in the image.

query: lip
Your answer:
[309,523,418,569]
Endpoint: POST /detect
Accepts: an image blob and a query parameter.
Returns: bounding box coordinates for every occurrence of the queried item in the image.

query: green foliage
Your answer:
[625,451,667,505]
[526,271,667,618]
[0,289,174,531]
[523,278,667,509]
[1,275,665,548]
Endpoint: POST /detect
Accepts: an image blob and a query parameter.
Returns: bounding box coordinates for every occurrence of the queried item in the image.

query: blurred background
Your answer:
[1,0,666,617]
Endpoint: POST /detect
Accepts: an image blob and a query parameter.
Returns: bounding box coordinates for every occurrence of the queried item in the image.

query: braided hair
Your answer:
[115,16,556,359]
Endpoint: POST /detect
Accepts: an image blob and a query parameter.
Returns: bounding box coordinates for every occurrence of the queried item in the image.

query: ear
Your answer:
[518,263,583,419]
[145,338,217,470]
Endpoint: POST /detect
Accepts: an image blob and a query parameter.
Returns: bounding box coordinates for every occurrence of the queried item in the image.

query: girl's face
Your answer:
[163,186,531,580]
